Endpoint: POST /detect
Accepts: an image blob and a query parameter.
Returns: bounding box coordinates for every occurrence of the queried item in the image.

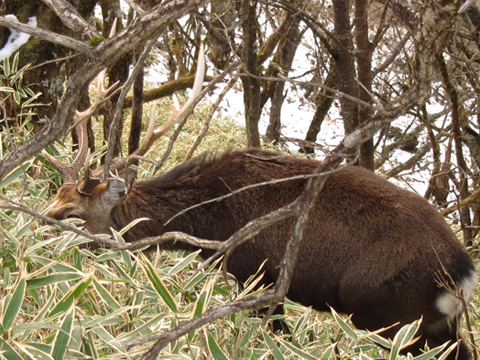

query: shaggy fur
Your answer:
[47,149,477,359]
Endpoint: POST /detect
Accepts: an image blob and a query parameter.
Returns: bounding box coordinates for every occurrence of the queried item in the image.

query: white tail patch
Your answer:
[436,270,477,321]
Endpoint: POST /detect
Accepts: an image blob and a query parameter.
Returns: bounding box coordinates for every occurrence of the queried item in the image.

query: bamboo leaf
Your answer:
[3,57,10,77]
[262,330,285,360]
[22,92,42,108]
[168,250,201,275]
[279,338,319,360]
[320,343,337,360]
[49,276,92,318]
[436,342,457,360]
[389,319,421,360]
[330,307,358,341]
[13,91,21,104]
[193,278,215,318]
[138,253,177,312]
[14,341,54,360]
[0,162,32,189]
[3,278,26,331]
[206,329,229,360]
[0,338,23,360]
[11,52,19,73]
[84,306,133,329]
[27,273,84,289]
[24,86,35,97]
[188,278,216,341]
[51,310,74,360]
[412,342,449,360]
[92,279,122,311]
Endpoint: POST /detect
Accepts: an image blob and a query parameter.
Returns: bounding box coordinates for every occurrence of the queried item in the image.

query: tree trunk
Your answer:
[265,14,303,143]
[354,0,374,170]
[302,62,337,154]
[100,0,131,159]
[240,0,261,148]
[333,0,359,138]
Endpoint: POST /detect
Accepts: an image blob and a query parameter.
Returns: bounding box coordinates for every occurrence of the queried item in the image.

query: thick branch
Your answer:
[41,0,100,40]
[0,15,94,55]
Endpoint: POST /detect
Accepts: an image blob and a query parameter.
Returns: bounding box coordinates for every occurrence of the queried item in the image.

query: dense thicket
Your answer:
[1,0,480,358]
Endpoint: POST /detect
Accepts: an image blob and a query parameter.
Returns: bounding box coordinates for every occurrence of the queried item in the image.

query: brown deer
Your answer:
[44,45,476,360]
[45,147,477,359]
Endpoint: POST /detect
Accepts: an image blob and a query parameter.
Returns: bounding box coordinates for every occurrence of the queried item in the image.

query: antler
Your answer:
[44,20,119,184]
[103,42,206,175]
[42,68,118,183]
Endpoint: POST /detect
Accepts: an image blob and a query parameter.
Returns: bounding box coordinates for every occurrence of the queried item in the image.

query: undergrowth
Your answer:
[0,54,479,359]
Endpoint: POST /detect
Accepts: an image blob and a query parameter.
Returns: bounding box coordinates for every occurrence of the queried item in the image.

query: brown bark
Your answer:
[302,61,337,154]
[240,0,261,148]
[354,0,374,169]
[265,13,303,143]
[333,0,358,136]
[129,64,144,154]
[437,54,473,246]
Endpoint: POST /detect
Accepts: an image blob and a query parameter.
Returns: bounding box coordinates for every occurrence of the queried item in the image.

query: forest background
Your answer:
[1,0,480,359]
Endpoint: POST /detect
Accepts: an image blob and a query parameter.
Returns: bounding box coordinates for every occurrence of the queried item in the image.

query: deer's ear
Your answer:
[121,168,137,192]
[103,169,137,205]
[103,178,128,205]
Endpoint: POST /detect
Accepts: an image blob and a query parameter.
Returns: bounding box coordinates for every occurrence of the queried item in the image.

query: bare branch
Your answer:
[0,15,94,55]
[0,196,127,249]
[41,0,100,39]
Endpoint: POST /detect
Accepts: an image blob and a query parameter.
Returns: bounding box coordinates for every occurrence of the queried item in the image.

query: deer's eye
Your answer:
[67,214,81,219]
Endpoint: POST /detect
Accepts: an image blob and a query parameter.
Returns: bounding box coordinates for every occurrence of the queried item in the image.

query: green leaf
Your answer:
[262,330,285,360]
[51,310,74,360]
[280,338,319,360]
[320,343,337,360]
[0,162,32,189]
[366,330,394,349]
[92,279,122,311]
[84,306,133,329]
[206,329,229,360]
[2,278,26,331]
[11,52,19,73]
[436,342,457,360]
[0,86,13,93]
[13,90,21,104]
[138,253,177,312]
[49,276,92,318]
[168,250,201,275]
[0,338,23,360]
[16,88,26,98]
[3,57,10,77]
[193,278,215,318]
[412,342,449,360]
[389,319,421,360]
[27,273,84,289]
[24,86,35,97]
[330,307,358,341]
[15,341,54,360]
[188,278,215,341]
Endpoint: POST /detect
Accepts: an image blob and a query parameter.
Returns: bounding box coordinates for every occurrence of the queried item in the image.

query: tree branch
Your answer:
[0,15,94,55]
[41,0,100,40]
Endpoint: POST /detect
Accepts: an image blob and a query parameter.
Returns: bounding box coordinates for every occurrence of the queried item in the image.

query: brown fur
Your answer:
[47,149,476,359]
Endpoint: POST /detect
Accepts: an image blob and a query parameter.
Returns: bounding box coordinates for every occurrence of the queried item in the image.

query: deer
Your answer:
[43,45,476,360]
